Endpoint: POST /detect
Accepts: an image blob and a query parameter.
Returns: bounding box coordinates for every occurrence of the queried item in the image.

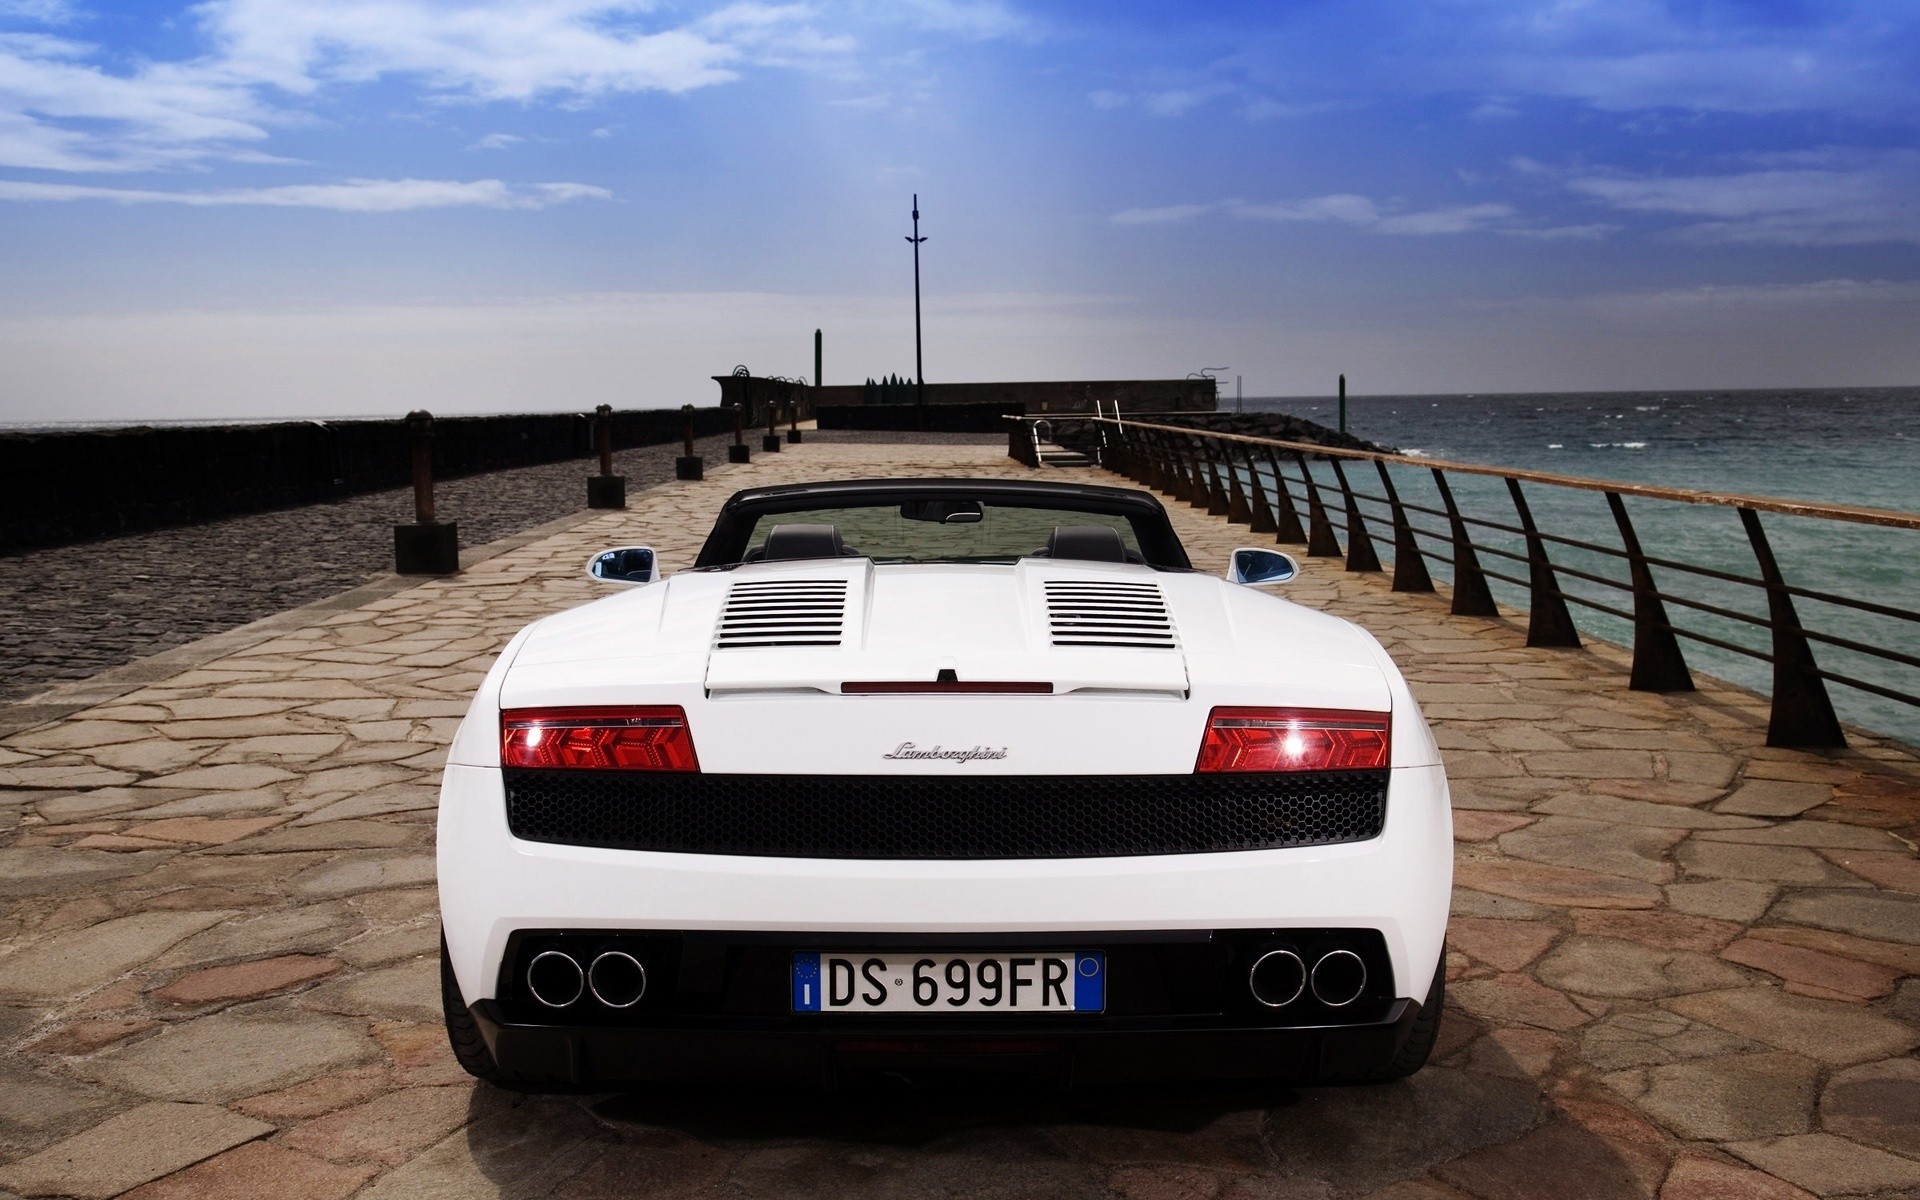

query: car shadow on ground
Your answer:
[446,1029,1670,1199]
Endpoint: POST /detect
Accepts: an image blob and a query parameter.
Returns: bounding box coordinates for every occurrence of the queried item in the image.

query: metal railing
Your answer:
[1012,414,1920,750]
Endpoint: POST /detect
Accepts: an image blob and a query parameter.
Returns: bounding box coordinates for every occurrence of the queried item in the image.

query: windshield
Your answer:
[742,503,1146,564]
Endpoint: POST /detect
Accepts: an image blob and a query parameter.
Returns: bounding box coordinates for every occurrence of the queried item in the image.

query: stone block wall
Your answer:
[0,407,732,554]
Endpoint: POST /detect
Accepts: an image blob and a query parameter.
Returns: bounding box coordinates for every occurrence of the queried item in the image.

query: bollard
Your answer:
[393,409,459,574]
[762,392,782,453]
[675,404,704,481]
[786,395,804,444]
[586,403,626,509]
[728,404,751,463]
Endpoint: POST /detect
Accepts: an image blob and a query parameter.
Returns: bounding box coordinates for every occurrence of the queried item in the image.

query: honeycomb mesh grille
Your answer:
[502,769,1387,859]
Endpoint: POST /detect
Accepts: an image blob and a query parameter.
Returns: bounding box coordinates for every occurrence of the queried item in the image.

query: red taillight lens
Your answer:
[1195,707,1391,773]
[500,707,699,771]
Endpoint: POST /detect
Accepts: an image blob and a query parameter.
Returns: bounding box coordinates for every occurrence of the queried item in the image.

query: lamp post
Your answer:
[906,195,927,406]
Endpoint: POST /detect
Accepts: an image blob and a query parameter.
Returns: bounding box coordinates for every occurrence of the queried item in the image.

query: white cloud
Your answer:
[0,0,78,20]
[199,0,746,100]
[0,31,269,171]
[1553,150,1920,246]
[1232,194,1380,224]
[1236,194,1522,236]
[466,132,521,151]
[1090,79,1305,123]
[883,0,1029,41]
[1373,203,1515,235]
[1108,202,1214,226]
[0,1,879,174]
[0,176,610,210]
[1113,192,1598,240]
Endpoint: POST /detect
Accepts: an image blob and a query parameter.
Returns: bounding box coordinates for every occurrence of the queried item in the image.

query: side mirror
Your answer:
[587,546,659,585]
[1228,548,1298,586]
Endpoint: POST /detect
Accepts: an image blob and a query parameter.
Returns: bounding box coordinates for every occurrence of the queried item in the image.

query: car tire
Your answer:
[441,937,521,1089]
[1383,949,1446,1079]
[1324,946,1446,1085]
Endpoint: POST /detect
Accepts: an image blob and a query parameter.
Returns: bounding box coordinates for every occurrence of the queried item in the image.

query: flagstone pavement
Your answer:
[0,441,1916,1200]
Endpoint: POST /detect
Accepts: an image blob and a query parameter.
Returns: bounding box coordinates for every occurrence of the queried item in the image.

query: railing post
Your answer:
[1175,435,1205,506]
[1605,493,1692,692]
[1201,437,1232,516]
[1506,478,1580,647]
[1264,448,1308,544]
[1739,508,1845,748]
[1329,458,1382,572]
[1225,445,1252,525]
[1136,430,1167,495]
[1117,423,1140,480]
[1243,446,1278,533]
[1376,461,1433,593]
[1142,430,1171,495]
[393,409,459,575]
[1432,469,1497,616]
[1296,452,1343,558]
[587,403,626,509]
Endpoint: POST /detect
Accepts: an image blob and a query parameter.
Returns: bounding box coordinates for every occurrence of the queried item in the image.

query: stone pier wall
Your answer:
[0,407,733,555]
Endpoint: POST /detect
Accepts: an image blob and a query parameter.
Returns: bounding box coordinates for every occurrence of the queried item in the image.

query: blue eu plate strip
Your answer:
[792,952,822,1012]
[1074,952,1105,1012]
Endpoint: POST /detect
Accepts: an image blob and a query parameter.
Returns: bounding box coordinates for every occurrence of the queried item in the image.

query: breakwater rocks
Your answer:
[1153,410,1393,454]
[0,407,732,555]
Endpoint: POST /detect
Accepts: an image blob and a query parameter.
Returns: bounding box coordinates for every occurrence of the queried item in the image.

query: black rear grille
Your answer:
[503,769,1388,859]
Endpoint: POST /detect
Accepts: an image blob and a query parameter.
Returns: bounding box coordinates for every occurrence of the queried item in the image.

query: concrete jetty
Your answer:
[0,440,1916,1199]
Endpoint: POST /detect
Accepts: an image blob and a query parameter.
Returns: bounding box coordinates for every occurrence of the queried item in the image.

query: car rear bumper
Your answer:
[437,762,1453,1008]
[465,998,1426,1087]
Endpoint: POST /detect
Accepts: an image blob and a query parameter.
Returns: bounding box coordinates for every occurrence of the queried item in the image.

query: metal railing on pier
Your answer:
[1010,415,1920,750]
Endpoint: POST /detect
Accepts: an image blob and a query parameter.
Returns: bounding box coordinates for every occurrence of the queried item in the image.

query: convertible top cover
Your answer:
[693,478,1193,570]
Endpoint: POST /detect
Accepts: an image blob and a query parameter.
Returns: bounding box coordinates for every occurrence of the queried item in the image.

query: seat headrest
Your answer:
[763,523,845,561]
[1044,525,1127,563]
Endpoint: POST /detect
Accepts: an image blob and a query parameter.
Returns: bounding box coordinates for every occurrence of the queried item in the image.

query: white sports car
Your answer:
[437,478,1452,1089]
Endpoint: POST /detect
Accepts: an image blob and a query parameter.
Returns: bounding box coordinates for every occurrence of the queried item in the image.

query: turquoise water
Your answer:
[1237,388,1920,749]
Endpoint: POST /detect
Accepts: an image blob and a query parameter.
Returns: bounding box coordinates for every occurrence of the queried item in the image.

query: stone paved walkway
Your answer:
[0,442,1916,1200]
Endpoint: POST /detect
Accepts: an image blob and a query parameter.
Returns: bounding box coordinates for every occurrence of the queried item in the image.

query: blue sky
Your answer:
[1,0,1916,420]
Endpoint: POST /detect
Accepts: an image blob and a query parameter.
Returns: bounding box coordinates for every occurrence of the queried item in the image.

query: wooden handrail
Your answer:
[1067,416,1920,532]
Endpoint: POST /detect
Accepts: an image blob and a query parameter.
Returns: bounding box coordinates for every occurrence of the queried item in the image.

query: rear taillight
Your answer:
[500,707,699,771]
[1195,707,1390,773]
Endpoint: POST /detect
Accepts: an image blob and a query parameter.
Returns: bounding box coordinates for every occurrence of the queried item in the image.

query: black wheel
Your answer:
[1324,946,1446,1084]
[442,937,520,1089]
[1383,949,1446,1078]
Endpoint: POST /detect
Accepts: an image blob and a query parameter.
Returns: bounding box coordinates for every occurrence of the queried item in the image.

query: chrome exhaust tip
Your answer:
[588,951,648,1009]
[1248,948,1306,1008]
[1310,949,1367,1007]
[526,949,585,1008]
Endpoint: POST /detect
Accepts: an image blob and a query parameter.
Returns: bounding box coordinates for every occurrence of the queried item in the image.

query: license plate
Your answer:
[792,952,1105,1014]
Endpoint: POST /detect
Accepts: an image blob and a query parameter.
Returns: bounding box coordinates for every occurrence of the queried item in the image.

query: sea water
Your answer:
[1238,388,1920,749]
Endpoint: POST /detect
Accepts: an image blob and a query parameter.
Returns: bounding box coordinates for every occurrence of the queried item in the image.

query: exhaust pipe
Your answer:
[1310,949,1367,1007]
[588,951,648,1009]
[526,950,585,1008]
[1248,948,1306,1008]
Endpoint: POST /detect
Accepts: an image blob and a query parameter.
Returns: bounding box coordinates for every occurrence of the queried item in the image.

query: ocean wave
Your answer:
[1587,441,1648,449]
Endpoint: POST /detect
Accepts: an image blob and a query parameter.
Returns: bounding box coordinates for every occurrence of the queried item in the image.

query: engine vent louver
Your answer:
[714,578,849,649]
[1044,580,1177,649]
